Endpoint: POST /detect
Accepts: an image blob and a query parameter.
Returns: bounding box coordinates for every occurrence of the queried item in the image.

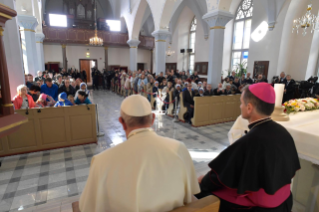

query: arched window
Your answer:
[231,0,253,71]
[189,17,197,74]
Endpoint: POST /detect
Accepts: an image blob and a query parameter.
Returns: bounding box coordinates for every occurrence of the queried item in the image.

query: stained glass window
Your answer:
[231,0,253,71]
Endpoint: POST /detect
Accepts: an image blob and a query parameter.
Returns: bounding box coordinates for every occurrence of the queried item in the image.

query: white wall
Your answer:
[247,0,290,81]
[43,44,151,71]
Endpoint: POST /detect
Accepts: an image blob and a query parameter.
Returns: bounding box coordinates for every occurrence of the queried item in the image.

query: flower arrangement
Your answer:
[283,98,319,114]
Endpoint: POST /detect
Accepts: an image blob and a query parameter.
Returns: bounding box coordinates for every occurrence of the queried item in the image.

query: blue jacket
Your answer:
[41,84,59,101]
[54,100,73,107]
[75,97,92,105]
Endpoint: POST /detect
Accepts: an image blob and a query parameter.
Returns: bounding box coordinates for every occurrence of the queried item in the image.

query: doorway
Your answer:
[79,59,98,85]
[137,63,145,71]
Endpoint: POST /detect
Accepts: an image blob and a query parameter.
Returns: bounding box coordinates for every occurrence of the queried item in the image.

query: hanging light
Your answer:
[166,46,175,57]
[292,2,319,36]
[89,0,103,46]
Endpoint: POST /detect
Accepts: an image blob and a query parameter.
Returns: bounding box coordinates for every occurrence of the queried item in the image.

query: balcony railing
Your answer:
[43,27,154,49]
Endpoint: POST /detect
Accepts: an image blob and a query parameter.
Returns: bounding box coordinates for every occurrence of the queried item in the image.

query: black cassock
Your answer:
[196,118,300,212]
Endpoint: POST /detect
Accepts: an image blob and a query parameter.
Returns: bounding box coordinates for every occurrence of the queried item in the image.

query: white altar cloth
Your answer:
[228,110,319,165]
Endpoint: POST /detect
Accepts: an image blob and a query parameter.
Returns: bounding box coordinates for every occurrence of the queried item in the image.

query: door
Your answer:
[253,61,269,79]
[80,60,91,83]
[166,63,177,72]
[137,63,144,71]
[120,67,128,73]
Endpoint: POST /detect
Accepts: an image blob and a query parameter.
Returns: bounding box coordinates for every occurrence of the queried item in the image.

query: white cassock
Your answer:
[79,128,200,212]
[228,115,249,145]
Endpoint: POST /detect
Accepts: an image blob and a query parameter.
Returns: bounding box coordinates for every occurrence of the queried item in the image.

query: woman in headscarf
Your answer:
[36,93,56,108]
[75,82,90,99]
[12,84,36,110]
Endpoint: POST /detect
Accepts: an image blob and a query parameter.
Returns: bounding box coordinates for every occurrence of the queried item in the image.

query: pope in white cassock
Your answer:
[79,95,200,212]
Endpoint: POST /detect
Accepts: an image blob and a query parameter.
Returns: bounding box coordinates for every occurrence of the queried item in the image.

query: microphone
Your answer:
[25,99,29,115]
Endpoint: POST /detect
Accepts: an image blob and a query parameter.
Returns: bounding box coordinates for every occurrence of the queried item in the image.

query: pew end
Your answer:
[72,196,220,212]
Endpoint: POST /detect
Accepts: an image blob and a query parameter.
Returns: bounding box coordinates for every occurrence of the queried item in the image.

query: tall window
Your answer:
[189,17,197,74]
[231,0,253,71]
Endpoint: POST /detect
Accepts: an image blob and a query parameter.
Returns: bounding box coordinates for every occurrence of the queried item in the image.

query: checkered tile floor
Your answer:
[0,90,232,212]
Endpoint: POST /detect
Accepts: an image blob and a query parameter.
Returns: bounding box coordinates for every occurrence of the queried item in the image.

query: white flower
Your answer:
[300,105,306,111]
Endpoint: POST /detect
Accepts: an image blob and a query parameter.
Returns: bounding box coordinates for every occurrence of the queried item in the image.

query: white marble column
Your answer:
[127,39,140,71]
[0,0,25,99]
[17,14,39,76]
[152,30,171,75]
[203,10,233,88]
[35,32,45,71]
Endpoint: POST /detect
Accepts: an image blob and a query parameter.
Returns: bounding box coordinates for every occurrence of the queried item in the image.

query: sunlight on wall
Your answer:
[251,21,268,42]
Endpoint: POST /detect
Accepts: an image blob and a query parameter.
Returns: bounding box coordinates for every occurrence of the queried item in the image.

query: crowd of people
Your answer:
[107,69,298,124]
[13,69,92,110]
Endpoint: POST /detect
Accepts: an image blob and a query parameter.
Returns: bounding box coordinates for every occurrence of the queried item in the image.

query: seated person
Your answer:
[283,74,295,103]
[68,95,75,105]
[214,83,225,95]
[75,82,90,99]
[255,74,268,83]
[36,93,55,108]
[25,74,34,89]
[196,83,300,212]
[233,78,240,88]
[183,83,195,124]
[79,95,199,212]
[75,91,92,105]
[12,84,35,110]
[225,85,232,95]
[28,85,41,102]
[58,79,75,97]
[34,71,43,82]
[182,82,189,92]
[152,81,159,109]
[204,84,214,96]
[198,88,205,97]
[54,92,73,107]
[222,77,231,89]
[41,78,59,101]
[174,84,182,103]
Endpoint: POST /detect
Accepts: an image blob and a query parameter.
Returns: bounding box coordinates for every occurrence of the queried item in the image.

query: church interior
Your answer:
[0,0,319,211]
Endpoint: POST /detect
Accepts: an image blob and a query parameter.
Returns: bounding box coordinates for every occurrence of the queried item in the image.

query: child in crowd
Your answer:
[36,93,56,107]
[75,91,92,105]
[54,92,73,107]
[68,95,75,105]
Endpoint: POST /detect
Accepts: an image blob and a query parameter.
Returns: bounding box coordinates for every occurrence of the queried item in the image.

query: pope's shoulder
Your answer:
[92,132,187,162]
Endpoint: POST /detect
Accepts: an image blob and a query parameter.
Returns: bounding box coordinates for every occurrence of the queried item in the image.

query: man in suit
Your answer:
[245,73,254,84]
[204,84,214,96]
[183,83,195,124]
[229,71,236,81]
[283,75,295,103]
[279,72,287,84]
[34,71,43,82]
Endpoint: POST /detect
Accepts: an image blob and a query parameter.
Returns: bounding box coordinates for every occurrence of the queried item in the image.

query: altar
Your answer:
[228,111,319,211]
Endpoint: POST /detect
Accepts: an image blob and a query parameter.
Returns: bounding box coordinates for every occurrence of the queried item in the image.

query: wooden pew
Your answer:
[72,196,220,212]
[178,92,188,122]
[191,94,241,127]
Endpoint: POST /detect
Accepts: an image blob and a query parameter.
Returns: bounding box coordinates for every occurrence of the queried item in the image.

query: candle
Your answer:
[274,84,285,107]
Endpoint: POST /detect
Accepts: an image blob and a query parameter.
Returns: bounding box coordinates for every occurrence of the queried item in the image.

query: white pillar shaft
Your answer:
[127,39,140,71]
[36,42,45,71]
[207,29,225,88]
[154,41,167,75]
[1,0,25,99]
[21,30,38,76]
[151,30,171,75]
[203,10,233,88]
[17,14,39,76]
[129,47,138,71]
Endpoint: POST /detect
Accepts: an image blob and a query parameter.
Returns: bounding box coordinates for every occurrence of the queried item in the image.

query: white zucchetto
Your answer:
[121,95,152,117]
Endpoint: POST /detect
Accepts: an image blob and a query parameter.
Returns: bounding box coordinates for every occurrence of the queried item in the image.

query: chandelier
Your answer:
[89,0,103,46]
[166,46,175,56]
[292,2,319,36]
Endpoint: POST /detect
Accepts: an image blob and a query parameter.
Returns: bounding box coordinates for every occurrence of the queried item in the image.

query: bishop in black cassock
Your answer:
[195,83,300,212]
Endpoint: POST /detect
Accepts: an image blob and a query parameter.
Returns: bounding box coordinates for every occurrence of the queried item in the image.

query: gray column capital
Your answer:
[202,10,234,29]
[127,39,141,48]
[151,30,171,42]
[17,15,38,31]
[35,32,45,42]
